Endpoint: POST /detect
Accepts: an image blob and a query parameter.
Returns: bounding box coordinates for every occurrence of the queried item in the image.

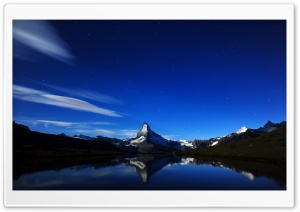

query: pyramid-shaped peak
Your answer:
[137,122,152,137]
[142,122,149,127]
[264,120,275,127]
[262,120,278,132]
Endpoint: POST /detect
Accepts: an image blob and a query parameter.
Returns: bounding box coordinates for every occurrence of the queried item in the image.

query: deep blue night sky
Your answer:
[13,20,286,140]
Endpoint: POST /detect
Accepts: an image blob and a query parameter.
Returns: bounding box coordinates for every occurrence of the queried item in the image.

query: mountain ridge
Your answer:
[13,120,286,154]
[178,122,286,162]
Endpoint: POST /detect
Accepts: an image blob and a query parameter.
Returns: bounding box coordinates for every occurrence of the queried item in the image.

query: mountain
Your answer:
[179,122,286,161]
[177,140,194,150]
[216,128,262,145]
[236,126,248,134]
[192,121,285,148]
[131,123,169,146]
[13,120,286,156]
[259,120,283,132]
[129,122,180,153]
[13,122,124,159]
[95,123,190,152]
[73,134,94,140]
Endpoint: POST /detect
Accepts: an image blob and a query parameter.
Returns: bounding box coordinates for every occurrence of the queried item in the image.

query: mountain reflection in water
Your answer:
[129,154,178,183]
[13,154,286,190]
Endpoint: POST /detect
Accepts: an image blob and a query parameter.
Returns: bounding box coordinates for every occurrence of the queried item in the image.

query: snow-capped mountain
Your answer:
[177,140,194,148]
[131,123,169,147]
[236,126,248,134]
[129,122,178,152]
[72,120,285,152]
[192,121,284,148]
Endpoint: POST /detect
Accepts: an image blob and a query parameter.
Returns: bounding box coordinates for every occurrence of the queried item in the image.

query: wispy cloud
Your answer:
[44,84,122,105]
[13,21,74,63]
[89,122,115,126]
[34,120,77,127]
[64,127,137,137]
[119,129,138,138]
[68,127,137,138]
[72,129,98,134]
[13,85,121,117]
[95,129,115,135]
[79,90,122,104]
[16,117,139,138]
[23,119,115,128]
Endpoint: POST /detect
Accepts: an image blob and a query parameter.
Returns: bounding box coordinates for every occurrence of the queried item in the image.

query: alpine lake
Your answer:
[13,154,286,190]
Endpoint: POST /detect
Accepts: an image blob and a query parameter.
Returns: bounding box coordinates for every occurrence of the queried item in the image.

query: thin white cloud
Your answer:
[15,118,140,138]
[21,119,115,128]
[90,122,116,125]
[79,90,122,104]
[73,128,136,137]
[44,84,122,105]
[119,129,138,138]
[13,85,121,117]
[72,129,98,134]
[13,21,74,63]
[35,120,77,127]
[95,129,115,135]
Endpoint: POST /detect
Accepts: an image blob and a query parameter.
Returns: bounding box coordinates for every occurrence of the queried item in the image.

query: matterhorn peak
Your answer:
[130,122,170,150]
[236,126,248,134]
[137,122,152,137]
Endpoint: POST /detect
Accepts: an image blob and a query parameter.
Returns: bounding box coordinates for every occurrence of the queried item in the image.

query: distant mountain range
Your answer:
[13,120,286,154]
[192,120,286,149]
[13,121,123,157]
[181,122,286,162]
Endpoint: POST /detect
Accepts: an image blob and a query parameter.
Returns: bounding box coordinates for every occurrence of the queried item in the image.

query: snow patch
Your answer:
[131,136,146,144]
[178,140,194,147]
[139,123,149,136]
[211,141,219,146]
[236,126,248,134]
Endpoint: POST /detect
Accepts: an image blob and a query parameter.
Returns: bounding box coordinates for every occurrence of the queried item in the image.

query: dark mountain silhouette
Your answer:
[192,121,286,148]
[13,120,286,158]
[13,121,124,158]
[179,122,286,163]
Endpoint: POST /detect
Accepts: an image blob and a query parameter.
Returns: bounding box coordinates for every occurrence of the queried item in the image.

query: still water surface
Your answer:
[13,154,286,190]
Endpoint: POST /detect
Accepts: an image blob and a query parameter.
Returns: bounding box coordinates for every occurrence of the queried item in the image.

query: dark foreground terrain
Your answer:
[177,123,286,168]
